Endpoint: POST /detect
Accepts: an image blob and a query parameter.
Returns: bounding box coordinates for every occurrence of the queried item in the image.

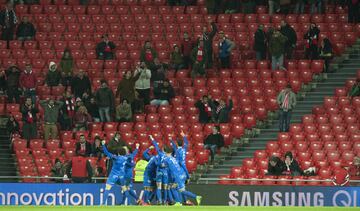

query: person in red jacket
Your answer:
[332,165,350,186]
[65,156,93,183]
[19,63,37,103]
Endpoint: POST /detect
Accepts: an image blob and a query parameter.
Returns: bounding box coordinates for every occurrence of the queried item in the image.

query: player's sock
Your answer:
[120,192,126,205]
[156,188,162,204]
[103,190,110,205]
[149,190,155,202]
[124,190,131,205]
[129,189,139,201]
[171,189,181,203]
[167,189,174,203]
[182,190,197,199]
[163,189,168,204]
[181,193,188,203]
[143,190,149,203]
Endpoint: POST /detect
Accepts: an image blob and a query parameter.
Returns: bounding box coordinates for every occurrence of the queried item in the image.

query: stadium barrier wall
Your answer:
[0,183,359,206]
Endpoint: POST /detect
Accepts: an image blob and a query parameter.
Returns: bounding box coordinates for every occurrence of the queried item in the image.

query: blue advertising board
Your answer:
[0,183,359,206]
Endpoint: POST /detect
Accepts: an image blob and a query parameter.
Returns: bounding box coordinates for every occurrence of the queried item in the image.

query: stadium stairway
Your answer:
[198,39,360,184]
[0,122,18,182]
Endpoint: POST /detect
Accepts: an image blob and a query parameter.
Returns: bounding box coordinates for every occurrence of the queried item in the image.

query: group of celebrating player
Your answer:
[101,131,202,206]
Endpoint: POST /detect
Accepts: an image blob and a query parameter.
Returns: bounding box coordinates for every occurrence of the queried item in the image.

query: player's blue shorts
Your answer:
[156,169,169,184]
[106,173,125,186]
[143,171,156,187]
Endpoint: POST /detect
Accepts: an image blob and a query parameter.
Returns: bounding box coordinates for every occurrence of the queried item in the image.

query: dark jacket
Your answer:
[203,22,218,52]
[254,28,267,52]
[91,143,103,158]
[304,26,320,48]
[75,141,92,157]
[116,73,140,103]
[85,102,100,119]
[21,104,39,123]
[153,84,175,101]
[16,22,36,38]
[50,165,66,183]
[7,118,19,134]
[96,41,116,58]
[269,33,288,57]
[59,57,74,76]
[0,8,17,28]
[6,67,20,88]
[71,76,91,98]
[46,69,62,87]
[107,137,129,154]
[267,157,286,176]
[212,99,233,123]
[285,159,303,176]
[191,45,208,66]
[39,100,64,123]
[95,86,114,108]
[195,100,213,123]
[204,133,225,148]
[280,24,297,48]
[0,73,6,91]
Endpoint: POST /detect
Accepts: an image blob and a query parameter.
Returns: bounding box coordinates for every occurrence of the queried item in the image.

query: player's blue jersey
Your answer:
[152,140,167,172]
[103,144,127,177]
[171,137,189,178]
[144,154,157,174]
[164,155,185,181]
[124,149,138,179]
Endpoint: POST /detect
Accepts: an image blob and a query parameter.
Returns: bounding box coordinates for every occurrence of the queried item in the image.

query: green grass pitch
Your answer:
[0,206,358,211]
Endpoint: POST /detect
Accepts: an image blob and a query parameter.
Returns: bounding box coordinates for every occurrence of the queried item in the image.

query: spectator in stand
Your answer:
[151,60,167,89]
[7,115,19,135]
[71,69,91,99]
[348,79,360,97]
[332,164,350,186]
[59,49,74,87]
[348,0,359,23]
[134,62,151,105]
[73,105,92,132]
[133,92,145,114]
[5,65,20,103]
[150,79,175,106]
[170,45,185,71]
[294,0,305,14]
[95,80,114,123]
[212,96,233,123]
[140,41,158,71]
[269,30,287,70]
[191,39,208,78]
[195,95,213,124]
[268,0,280,15]
[84,97,100,122]
[91,136,104,158]
[151,58,169,81]
[116,70,140,106]
[75,134,92,157]
[21,97,38,141]
[39,99,63,141]
[277,85,297,132]
[204,126,224,164]
[267,156,286,176]
[45,61,62,87]
[218,31,236,69]
[280,21,297,60]
[81,92,92,108]
[0,69,6,95]
[304,23,320,60]
[51,158,66,183]
[181,32,194,69]
[319,38,333,73]
[16,16,35,41]
[202,21,217,68]
[107,132,129,154]
[254,24,267,61]
[0,2,17,46]
[65,156,93,183]
[283,151,303,176]
[349,157,360,181]
[116,99,132,123]
[59,90,76,130]
[20,64,37,104]
[266,27,275,59]
[96,34,116,60]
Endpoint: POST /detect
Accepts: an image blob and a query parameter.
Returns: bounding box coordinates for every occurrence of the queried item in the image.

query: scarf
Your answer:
[196,47,204,62]
[65,98,75,117]
[203,33,208,41]
[27,110,33,123]
[282,91,290,110]
[204,103,212,116]
[216,104,225,114]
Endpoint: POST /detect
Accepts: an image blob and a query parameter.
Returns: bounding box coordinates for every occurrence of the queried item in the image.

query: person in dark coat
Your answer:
[96,34,116,60]
[45,61,62,87]
[280,20,297,59]
[5,65,20,103]
[71,70,91,99]
[319,38,333,72]
[16,16,36,41]
[91,136,104,158]
[51,158,66,183]
[254,24,267,61]
[95,80,114,122]
[21,97,38,141]
[59,49,74,87]
[0,69,6,94]
[191,39,208,78]
[204,126,224,164]
[267,156,286,176]
[304,23,320,60]
[84,97,100,122]
[116,71,140,105]
[150,79,175,106]
[212,97,233,123]
[284,151,303,176]
[195,95,213,124]
[347,0,359,23]
[7,115,19,135]
[75,134,92,157]
[202,21,217,68]
[0,2,17,45]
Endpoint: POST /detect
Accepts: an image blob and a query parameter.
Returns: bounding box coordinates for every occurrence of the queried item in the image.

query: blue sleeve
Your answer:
[170,139,177,152]
[130,148,138,160]
[151,139,162,155]
[102,144,116,159]
[183,136,189,151]
[143,149,151,161]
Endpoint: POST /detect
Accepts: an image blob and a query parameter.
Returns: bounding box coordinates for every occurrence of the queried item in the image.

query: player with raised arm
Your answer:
[163,145,202,206]
[101,140,128,205]
[142,145,157,204]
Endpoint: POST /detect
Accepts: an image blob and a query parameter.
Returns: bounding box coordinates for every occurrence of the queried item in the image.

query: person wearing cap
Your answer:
[16,16,36,41]
[191,39,208,78]
[95,79,114,122]
[71,69,91,99]
[277,85,296,132]
[150,79,175,106]
[40,98,64,141]
[204,126,224,164]
[96,34,116,60]
[218,31,235,69]
[45,61,62,87]
[5,65,21,103]
[211,96,233,123]
[267,156,286,176]
[19,64,37,104]
[170,44,185,71]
